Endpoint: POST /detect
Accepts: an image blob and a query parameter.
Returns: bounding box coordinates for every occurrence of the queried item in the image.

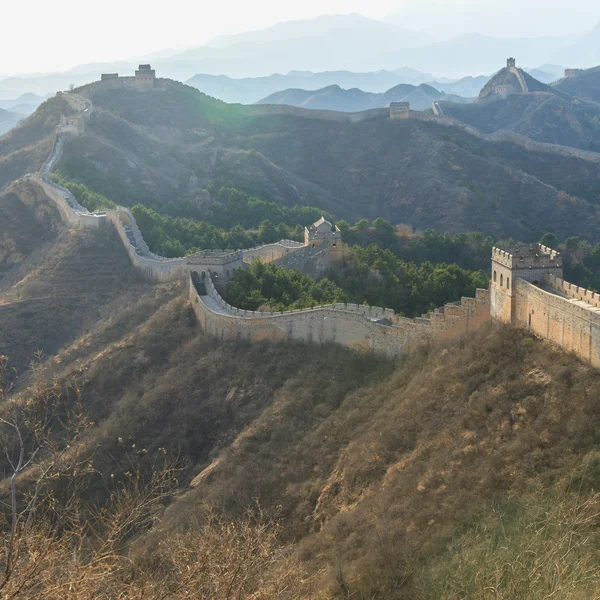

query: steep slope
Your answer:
[442,92,600,150]
[437,67,600,151]
[553,65,600,103]
[0,178,61,287]
[9,263,600,598]
[0,182,157,374]
[0,94,72,191]
[478,66,552,101]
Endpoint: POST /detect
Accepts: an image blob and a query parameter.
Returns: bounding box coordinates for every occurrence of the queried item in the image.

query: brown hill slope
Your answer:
[0,95,72,191]
[0,204,599,596]
[28,82,600,242]
[8,282,600,598]
[0,178,61,287]
[0,184,157,374]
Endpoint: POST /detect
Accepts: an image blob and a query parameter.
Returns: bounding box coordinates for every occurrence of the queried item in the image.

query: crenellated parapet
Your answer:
[492,244,562,270]
[188,270,490,358]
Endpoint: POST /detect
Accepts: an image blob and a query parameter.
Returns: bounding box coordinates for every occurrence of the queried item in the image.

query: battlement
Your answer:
[189,270,490,358]
[187,250,244,265]
[492,244,562,270]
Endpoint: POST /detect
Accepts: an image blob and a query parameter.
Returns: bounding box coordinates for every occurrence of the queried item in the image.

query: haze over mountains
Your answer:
[257,83,469,112]
[1,12,599,103]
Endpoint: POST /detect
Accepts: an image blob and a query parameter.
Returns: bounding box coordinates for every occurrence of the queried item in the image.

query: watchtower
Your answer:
[490,243,563,323]
[305,217,343,262]
[565,68,581,78]
[187,250,245,292]
[390,102,410,120]
[507,57,516,68]
[135,64,156,89]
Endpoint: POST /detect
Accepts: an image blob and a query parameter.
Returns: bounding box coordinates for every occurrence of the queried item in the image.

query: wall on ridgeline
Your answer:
[242,242,301,264]
[105,210,186,282]
[189,272,491,358]
[273,245,333,278]
[546,274,600,309]
[514,278,600,368]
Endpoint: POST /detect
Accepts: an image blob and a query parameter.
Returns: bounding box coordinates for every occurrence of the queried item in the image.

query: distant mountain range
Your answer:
[2,12,598,102]
[185,64,567,106]
[257,83,470,112]
[0,93,51,114]
[185,69,484,105]
[0,108,21,136]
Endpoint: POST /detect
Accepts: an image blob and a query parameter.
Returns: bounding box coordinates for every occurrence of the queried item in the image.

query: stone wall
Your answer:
[414,113,600,164]
[242,241,303,264]
[106,210,187,282]
[189,271,491,358]
[514,278,600,367]
[546,274,600,309]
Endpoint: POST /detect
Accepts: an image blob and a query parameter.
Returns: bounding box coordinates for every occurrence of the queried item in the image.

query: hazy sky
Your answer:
[2,0,598,76]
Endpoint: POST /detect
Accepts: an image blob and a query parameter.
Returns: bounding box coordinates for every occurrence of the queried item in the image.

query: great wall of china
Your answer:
[21,72,600,365]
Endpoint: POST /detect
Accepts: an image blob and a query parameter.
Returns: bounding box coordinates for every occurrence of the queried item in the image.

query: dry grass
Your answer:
[417,489,600,599]
[3,208,600,597]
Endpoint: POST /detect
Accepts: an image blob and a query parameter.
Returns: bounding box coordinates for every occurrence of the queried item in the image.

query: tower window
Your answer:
[507,277,510,290]
[493,270,497,283]
[500,274,504,287]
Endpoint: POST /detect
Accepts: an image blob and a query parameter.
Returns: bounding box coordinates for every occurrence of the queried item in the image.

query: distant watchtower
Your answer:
[490,243,563,323]
[135,64,156,89]
[507,57,516,68]
[565,68,581,78]
[390,102,410,120]
[305,217,343,262]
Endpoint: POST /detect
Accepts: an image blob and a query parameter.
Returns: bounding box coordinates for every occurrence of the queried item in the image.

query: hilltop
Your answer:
[553,65,600,103]
[439,65,600,151]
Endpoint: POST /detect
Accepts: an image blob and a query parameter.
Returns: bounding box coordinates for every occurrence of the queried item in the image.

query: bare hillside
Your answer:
[0,187,157,374]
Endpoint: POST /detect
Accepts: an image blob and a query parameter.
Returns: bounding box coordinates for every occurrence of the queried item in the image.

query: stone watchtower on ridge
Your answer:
[135,64,156,89]
[305,217,343,262]
[507,57,516,68]
[490,243,563,323]
[390,102,410,120]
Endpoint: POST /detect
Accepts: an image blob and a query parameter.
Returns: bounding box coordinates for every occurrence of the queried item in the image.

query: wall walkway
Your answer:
[189,270,490,358]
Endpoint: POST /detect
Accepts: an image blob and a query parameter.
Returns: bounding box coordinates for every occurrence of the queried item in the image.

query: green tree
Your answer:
[540,232,559,248]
